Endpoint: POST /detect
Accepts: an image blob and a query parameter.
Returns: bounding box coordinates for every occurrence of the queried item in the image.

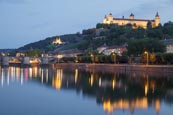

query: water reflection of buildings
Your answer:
[0,66,51,86]
[52,69,63,90]
[0,66,173,115]
[50,68,172,115]
[103,98,160,114]
[1,67,24,86]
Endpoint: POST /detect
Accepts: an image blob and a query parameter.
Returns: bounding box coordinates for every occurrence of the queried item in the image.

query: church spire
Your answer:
[155,12,159,17]
[154,12,160,27]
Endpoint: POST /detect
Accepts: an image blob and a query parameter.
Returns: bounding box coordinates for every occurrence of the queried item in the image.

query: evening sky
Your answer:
[0,0,173,48]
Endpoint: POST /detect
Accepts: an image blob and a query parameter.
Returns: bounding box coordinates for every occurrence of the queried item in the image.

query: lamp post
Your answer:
[90,54,94,63]
[112,51,116,64]
[74,55,78,63]
[144,51,149,65]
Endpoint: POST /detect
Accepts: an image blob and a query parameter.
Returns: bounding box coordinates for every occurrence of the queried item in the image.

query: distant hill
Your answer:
[16,21,173,54]
[0,49,14,53]
[17,33,84,52]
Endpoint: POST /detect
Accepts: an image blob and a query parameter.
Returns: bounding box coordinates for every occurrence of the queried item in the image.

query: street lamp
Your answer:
[112,51,116,64]
[144,51,149,65]
[74,55,78,63]
[90,54,94,63]
[57,55,62,63]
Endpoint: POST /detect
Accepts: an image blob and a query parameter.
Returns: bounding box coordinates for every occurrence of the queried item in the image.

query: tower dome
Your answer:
[130,13,134,20]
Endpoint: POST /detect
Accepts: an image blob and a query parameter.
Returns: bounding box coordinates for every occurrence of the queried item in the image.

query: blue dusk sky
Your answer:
[0,0,173,49]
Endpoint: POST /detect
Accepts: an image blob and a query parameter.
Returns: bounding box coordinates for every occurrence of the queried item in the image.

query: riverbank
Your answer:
[55,63,173,77]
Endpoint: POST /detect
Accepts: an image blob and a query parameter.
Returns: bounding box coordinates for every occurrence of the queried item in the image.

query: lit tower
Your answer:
[108,13,113,24]
[129,13,134,20]
[103,15,108,24]
[154,12,160,27]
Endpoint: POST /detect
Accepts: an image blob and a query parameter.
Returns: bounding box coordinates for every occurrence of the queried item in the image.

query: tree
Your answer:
[163,53,173,64]
[26,49,42,57]
[150,53,156,64]
[147,21,152,29]
[127,38,166,56]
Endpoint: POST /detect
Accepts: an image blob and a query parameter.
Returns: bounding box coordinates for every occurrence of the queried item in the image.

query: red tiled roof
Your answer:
[113,18,155,22]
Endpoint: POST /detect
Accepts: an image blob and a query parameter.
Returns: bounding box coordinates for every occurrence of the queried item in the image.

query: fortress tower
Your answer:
[154,12,160,27]
[129,13,134,20]
[103,12,160,29]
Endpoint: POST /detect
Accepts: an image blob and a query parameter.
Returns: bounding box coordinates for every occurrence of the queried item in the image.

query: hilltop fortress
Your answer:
[103,12,160,29]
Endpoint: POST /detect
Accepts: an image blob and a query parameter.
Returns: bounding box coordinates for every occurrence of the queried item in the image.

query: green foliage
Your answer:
[17,34,81,52]
[16,21,173,59]
[127,38,166,56]
[77,40,90,50]
[82,28,96,35]
[46,44,55,51]
[154,53,173,64]
[96,23,119,29]
[140,52,173,64]
[163,53,173,64]
[163,21,173,38]
[26,49,42,57]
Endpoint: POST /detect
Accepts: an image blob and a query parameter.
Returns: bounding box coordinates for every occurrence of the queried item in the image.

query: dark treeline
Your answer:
[11,21,173,64]
[17,21,173,54]
[60,52,173,65]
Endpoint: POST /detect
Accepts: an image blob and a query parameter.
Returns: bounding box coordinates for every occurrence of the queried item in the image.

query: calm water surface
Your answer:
[0,65,173,115]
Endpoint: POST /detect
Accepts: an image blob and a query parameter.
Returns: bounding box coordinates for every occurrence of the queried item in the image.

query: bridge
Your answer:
[0,56,58,66]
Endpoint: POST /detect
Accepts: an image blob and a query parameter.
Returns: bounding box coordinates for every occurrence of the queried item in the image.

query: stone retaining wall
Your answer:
[55,63,173,77]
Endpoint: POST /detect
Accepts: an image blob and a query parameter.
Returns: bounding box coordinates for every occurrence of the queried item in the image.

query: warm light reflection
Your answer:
[145,83,148,96]
[144,77,149,96]
[155,99,160,114]
[29,58,40,64]
[32,67,38,77]
[74,69,78,84]
[103,98,149,114]
[52,69,63,90]
[16,67,21,79]
[0,66,166,115]
[89,73,94,86]
[112,79,116,90]
[0,66,51,86]
[24,68,29,80]
[103,100,114,113]
[99,78,102,87]
[9,67,14,78]
[29,68,32,78]
[151,81,156,93]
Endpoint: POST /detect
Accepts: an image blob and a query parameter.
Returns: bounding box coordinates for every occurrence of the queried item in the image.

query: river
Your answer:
[0,65,173,115]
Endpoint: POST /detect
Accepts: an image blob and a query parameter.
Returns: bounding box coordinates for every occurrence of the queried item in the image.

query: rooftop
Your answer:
[161,39,173,45]
[113,18,155,22]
